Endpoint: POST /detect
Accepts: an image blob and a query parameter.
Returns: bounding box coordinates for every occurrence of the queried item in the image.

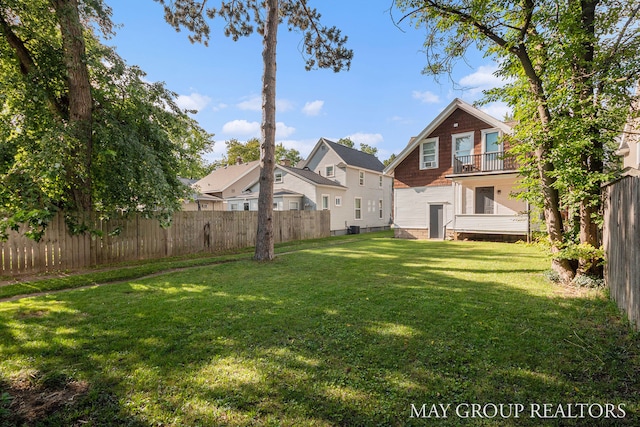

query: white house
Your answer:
[229,138,393,235]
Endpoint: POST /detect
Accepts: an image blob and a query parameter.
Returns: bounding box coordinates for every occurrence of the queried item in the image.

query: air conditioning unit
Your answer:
[424,161,436,168]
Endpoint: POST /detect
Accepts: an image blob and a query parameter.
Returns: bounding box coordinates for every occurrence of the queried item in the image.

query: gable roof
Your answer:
[279,164,347,188]
[300,137,385,172]
[384,98,512,174]
[194,160,260,193]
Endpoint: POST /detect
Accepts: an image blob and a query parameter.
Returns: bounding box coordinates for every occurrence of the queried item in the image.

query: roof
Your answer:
[384,98,513,174]
[279,165,347,188]
[178,177,224,202]
[194,160,260,193]
[300,138,385,172]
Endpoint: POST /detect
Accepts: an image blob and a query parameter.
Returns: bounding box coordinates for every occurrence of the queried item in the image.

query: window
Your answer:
[355,198,362,220]
[420,138,438,169]
[273,202,279,210]
[289,201,299,210]
[482,130,503,171]
[325,165,334,177]
[230,203,238,211]
[359,170,365,186]
[453,132,474,162]
[243,202,250,211]
[335,196,342,207]
[275,171,283,183]
[379,199,383,220]
[379,175,383,187]
[322,194,330,210]
[483,131,501,153]
[200,203,208,209]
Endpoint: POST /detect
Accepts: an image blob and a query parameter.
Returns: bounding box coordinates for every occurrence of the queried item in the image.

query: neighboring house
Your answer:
[192,160,261,211]
[384,98,530,241]
[179,178,223,211]
[230,138,393,235]
[228,161,347,218]
[616,85,640,170]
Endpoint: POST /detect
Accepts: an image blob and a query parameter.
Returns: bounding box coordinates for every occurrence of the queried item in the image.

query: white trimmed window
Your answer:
[355,197,362,220]
[453,132,474,163]
[289,201,299,211]
[325,165,335,177]
[420,138,438,169]
[335,196,342,207]
[230,203,238,211]
[322,194,330,210]
[359,170,365,186]
[274,171,283,183]
[379,199,383,220]
[379,175,383,187]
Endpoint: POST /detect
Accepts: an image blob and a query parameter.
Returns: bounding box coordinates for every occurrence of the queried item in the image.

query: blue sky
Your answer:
[105,1,509,164]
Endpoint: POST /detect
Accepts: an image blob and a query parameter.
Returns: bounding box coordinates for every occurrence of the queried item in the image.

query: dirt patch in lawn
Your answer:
[2,371,89,424]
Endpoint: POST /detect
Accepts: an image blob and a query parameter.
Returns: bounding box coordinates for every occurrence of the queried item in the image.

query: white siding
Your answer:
[394,185,455,229]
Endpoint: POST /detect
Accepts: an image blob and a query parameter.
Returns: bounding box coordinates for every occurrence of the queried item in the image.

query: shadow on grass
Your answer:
[0,238,638,426]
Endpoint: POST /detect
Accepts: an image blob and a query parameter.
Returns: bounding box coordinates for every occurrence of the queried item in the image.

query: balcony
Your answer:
[453,152,517,174]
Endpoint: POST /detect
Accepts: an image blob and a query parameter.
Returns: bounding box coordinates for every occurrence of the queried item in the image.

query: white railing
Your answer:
[453,214,529,234]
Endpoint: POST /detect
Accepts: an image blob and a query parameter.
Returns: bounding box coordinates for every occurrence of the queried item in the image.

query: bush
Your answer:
[543,269,562,283]
[572,274,605,289]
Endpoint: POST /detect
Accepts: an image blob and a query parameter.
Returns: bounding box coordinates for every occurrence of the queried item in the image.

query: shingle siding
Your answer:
[394,109,494,189]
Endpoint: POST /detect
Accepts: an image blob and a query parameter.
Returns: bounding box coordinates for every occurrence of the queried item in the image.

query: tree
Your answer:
[157,0,353,261]
[337,137,355,148]
[383,153,397,167]
[220,138,301,166]
[0,0,214,239]
[395,0,640,281]
[358,143,378,156]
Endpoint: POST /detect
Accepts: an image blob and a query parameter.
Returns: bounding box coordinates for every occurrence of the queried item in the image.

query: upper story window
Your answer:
[325,165,334,177]
[420,138,438,169]
[359,170,365,186]
[274,171,283,183]
[379,175,383,187]
[483,130,502,153]
[453,132,474,161]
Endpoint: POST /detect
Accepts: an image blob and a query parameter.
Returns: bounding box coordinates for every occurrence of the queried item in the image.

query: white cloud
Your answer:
[237,96,261,111]
[222,119,260,136]
[237,96,294,112]
[347,132,384,147]
[276,122,296,138]
[412,90,440,104]
[302,100,324,116]
[221,120,295,139]
[480,102,512,121]
[459,64,511,96]
[176,93,211,112]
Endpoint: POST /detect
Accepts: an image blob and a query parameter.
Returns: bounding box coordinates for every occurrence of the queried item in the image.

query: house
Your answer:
[615,84,640,170]
[230,138,393,235]
[384,98,530,241]
[191,160,261,211]
[179,178,223,211]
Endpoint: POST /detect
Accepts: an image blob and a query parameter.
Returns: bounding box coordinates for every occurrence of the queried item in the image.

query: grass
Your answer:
[0,233,638,426]
[0,232,371,300]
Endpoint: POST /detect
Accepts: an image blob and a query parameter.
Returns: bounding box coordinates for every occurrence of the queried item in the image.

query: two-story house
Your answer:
[384,98,530,241]
[229,138,393,235]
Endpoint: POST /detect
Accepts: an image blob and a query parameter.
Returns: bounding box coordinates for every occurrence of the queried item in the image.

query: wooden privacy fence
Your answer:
[603,173,640,330]
[1,210,330,277]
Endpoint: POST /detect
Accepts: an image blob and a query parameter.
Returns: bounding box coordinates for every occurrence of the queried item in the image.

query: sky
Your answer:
[104,1,509,165]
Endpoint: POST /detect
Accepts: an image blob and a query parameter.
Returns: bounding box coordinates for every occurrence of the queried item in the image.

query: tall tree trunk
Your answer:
[515,48,575,282]
[254,0,278,261]
[576,0,601,276]
[52,0,93,212]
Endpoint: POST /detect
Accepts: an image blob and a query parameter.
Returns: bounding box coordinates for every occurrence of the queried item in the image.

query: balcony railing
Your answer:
[453,152,516,174]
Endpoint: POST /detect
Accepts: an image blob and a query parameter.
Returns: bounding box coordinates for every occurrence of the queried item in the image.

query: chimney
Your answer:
[235,156,243,165]
[280,158,291,167]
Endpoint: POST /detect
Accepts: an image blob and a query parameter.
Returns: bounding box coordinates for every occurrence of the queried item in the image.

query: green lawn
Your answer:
[0,233,638,426]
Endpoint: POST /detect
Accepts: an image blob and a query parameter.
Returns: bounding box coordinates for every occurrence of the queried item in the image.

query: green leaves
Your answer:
[0,2,214,239]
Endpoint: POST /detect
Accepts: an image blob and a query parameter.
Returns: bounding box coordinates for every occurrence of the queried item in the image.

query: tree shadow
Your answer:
[0,238,637,426]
